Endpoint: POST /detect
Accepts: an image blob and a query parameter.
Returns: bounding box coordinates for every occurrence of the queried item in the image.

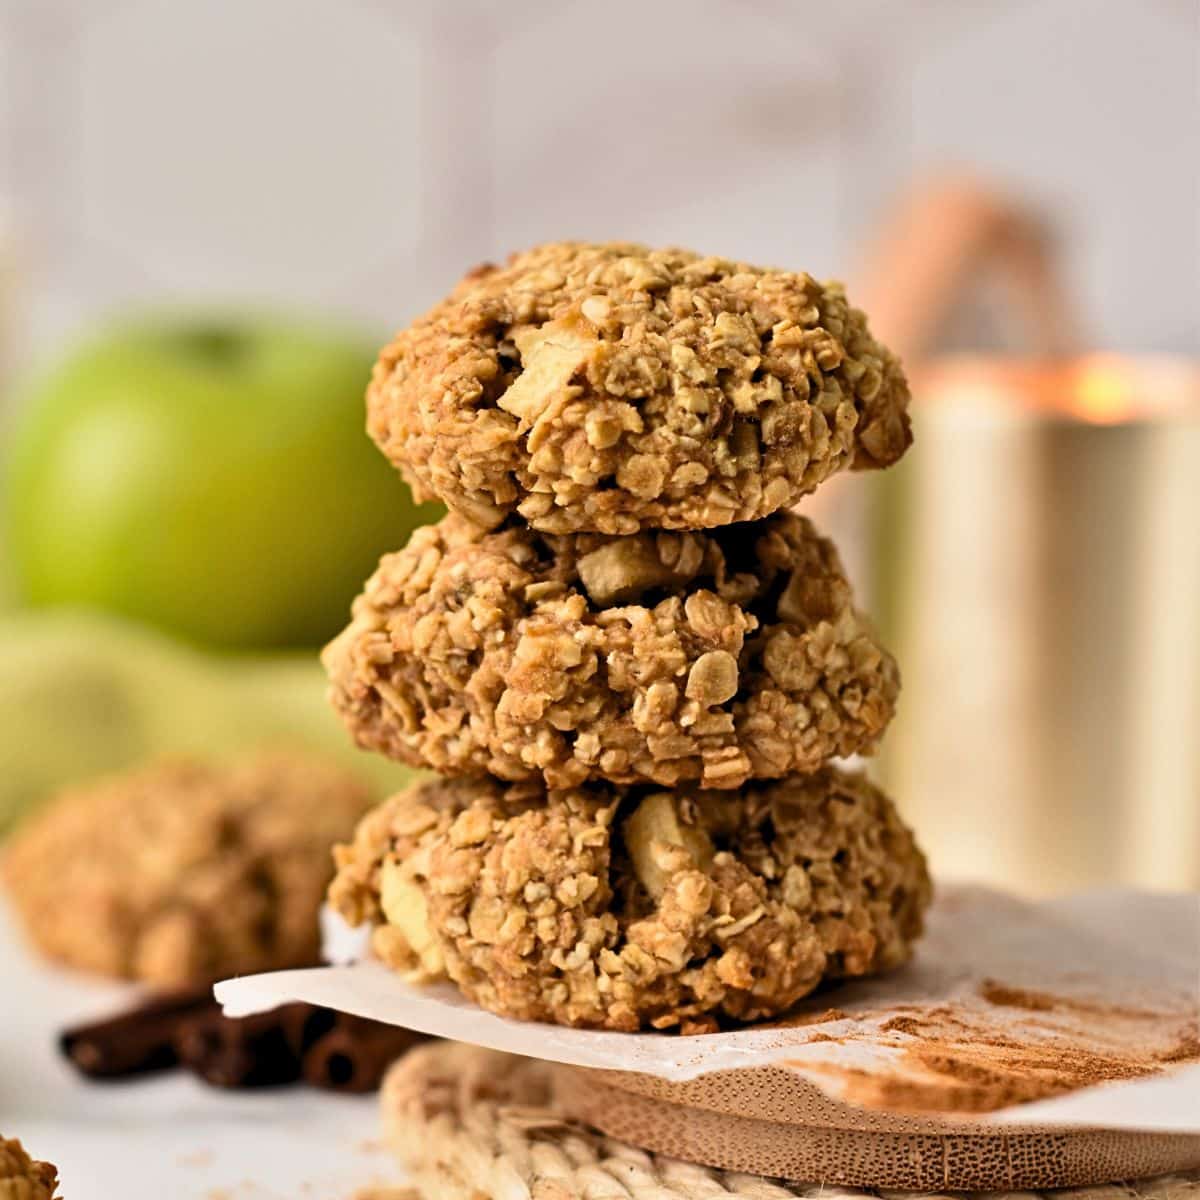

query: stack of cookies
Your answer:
[324,242,932,1033]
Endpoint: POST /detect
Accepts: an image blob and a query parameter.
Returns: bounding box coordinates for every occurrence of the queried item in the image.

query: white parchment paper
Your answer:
[217,884,1200,1132]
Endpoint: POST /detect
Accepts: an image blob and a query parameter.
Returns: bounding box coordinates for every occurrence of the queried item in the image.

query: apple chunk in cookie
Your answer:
[323,509,898,790]
[328,769,931,1032]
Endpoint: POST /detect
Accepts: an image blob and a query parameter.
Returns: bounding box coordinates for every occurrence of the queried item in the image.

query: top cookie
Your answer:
[368,242,911,534]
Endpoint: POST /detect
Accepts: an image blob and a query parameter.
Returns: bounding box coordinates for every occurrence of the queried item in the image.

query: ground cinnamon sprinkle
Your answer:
[1158,1027,1200,1064]
[811,1027,1177,1114]
[979,980,1058,1011]
[980,978,1163,1020]
[788,980,1200,1114]
[879,1015,926,1035]
[773,1007,851,1028]
[852,1040,1158,1113]
[741,1006,855,1034]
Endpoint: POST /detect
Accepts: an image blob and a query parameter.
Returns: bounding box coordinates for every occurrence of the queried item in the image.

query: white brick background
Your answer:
[0,0,1196,364]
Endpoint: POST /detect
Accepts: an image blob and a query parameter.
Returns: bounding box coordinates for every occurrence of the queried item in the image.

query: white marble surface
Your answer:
[0,904,408,1200]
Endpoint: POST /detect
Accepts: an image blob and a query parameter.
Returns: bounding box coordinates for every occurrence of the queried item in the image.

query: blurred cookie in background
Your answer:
[0,1135,58,1200]
[2,751,371,985]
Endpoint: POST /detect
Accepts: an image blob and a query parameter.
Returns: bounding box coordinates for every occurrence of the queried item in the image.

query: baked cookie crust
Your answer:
[323,510,898,790]
[367,242,910,534]
[3,753,371,985]
[0,1137,58,1200]
[329,768,930,1032]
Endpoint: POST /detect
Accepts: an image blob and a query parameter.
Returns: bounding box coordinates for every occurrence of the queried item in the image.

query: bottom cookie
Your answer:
[329,766,931,1031]
[382,1042,1200,1195]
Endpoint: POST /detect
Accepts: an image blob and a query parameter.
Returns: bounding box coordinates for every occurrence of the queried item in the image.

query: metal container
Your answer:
[873,354,1200,894]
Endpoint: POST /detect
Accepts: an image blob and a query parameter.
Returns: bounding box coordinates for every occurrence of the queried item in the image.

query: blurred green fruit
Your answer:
[3,315,441,648]
[0,610,420,835]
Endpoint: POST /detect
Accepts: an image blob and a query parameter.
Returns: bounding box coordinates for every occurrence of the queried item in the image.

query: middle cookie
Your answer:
[324,511,898,790]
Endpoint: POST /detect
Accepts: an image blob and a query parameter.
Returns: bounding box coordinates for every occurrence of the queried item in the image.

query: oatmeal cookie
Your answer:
[0,1136,58,1200]
[323,510,898,790]
[3,752,371,986]
[367,241,910,534]
[329,768,930,1032]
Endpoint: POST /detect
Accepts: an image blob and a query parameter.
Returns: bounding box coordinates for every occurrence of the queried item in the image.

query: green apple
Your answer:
[3,315,441,648]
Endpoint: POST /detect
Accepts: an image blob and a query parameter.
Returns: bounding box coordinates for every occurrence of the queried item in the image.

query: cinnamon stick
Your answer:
[277,1001,337,1059]
[173,1008,301,1088]
[59,988,215,1078]
[302,1018,425,1093]
[60,992,425,1092]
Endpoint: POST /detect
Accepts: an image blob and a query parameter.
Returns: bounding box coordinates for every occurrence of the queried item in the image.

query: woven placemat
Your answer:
[381,1042,1200,1200]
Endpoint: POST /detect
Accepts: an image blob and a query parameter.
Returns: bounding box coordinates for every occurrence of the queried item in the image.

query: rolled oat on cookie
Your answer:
[366,241,910,534]
[328,767,930,1032]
